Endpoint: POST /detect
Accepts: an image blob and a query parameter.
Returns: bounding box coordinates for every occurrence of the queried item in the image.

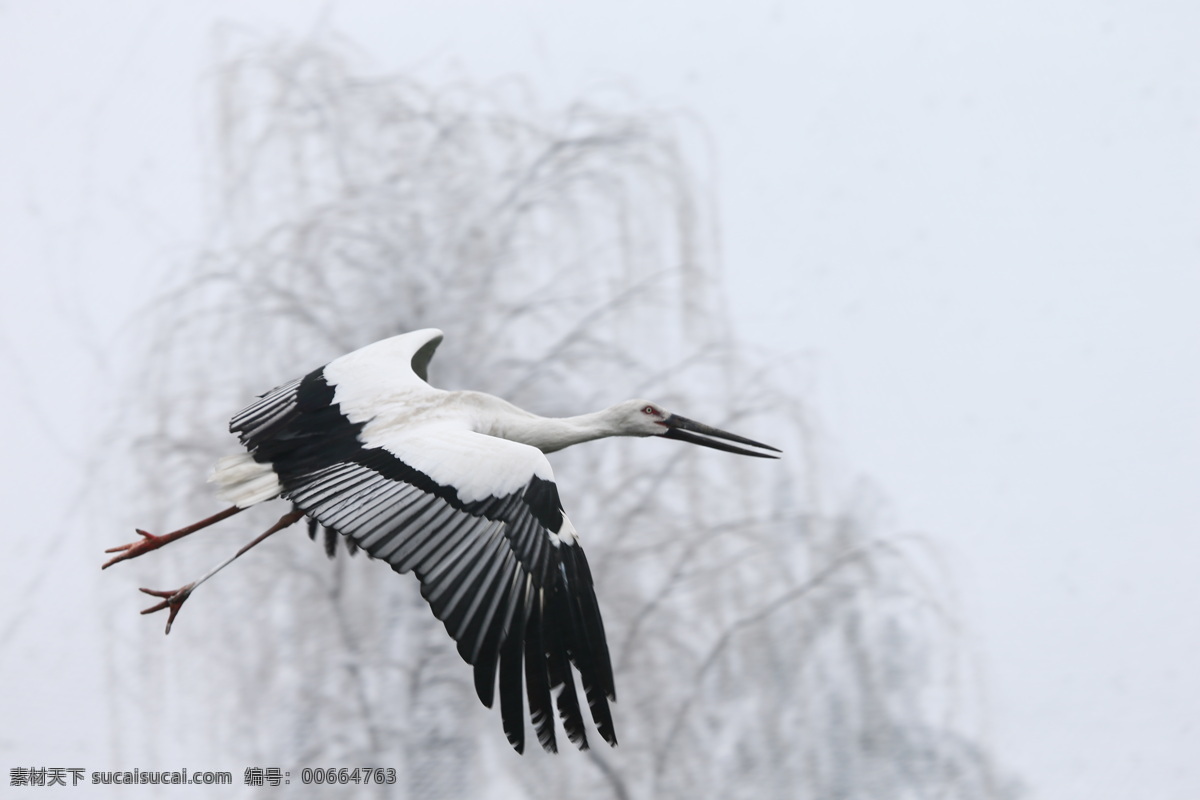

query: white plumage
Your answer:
[106,328,779,753]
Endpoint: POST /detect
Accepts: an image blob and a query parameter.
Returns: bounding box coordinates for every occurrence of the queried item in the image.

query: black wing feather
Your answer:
[544,584,588,749]
[523,589,557,753]
[497,581,529,752]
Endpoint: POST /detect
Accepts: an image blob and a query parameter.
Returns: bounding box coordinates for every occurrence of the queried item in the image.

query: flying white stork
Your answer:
[104,328,779,753]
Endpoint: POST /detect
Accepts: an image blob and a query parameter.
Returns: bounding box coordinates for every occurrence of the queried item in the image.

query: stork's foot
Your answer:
[103,530,167,569]
[102,507,244,570]
[139,583,196,634]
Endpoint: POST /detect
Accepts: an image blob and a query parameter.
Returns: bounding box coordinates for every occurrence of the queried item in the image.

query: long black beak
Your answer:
[660,415,781,459]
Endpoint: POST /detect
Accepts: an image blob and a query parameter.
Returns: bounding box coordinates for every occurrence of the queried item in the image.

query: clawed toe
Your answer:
[102,530,164,570]
[139,583,196,634]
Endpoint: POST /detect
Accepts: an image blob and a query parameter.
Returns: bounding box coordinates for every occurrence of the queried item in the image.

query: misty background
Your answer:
[2,2,1198,799]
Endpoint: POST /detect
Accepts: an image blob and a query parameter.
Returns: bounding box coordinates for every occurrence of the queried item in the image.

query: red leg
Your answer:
[103,506,243,569]
[137,509,305,634]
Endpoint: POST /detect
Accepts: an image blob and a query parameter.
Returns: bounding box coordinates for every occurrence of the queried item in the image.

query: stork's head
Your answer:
[611,399,781,458]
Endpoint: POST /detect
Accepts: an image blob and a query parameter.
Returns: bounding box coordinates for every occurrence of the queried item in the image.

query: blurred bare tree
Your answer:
[108,37,1019,800]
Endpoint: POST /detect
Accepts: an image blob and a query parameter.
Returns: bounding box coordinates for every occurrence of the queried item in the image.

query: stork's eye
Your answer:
[642,405,659,416]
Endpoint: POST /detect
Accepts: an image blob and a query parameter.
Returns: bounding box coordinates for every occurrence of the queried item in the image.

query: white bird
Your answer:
[104,328,779,753]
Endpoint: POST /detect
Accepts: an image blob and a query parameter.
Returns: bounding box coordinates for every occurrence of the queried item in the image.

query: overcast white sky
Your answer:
[2,2,1198,798]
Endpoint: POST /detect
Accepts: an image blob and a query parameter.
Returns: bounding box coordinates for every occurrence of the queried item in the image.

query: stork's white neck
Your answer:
[479,397,623,454]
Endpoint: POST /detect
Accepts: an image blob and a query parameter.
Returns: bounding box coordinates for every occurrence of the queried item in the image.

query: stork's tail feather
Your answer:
[208,453,283,508]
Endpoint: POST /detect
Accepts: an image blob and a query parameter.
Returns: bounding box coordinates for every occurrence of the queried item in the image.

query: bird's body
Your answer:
[106,328,779,753]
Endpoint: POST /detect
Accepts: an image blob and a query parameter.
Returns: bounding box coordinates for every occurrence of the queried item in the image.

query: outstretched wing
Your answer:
[282,428,617,753]
[224,337,616,753]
